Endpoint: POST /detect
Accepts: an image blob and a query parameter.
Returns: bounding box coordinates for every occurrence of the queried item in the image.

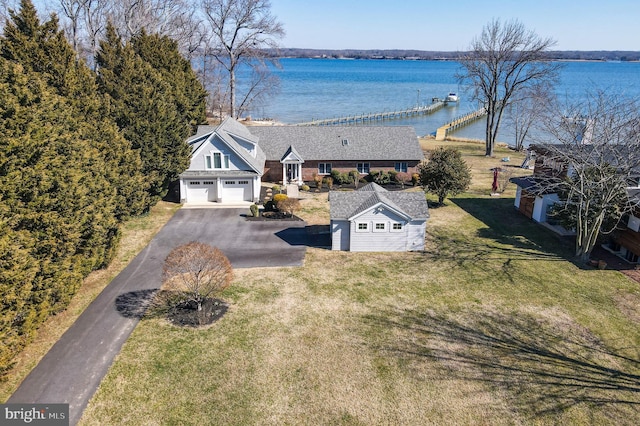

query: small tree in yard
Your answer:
[162,242,232,313]
[548,165,628,262]
[418,147,472,205]
[277,197,300,217]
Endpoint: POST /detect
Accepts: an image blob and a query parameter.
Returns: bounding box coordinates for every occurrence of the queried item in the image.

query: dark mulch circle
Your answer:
[165,298,229,328]
[142,291,229,328]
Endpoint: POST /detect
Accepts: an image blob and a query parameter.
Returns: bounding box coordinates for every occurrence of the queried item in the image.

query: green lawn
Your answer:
[80,144,640,425]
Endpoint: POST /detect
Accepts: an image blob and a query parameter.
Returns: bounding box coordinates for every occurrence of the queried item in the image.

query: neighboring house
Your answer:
[180,118,425,203]
[510,144,640,263]
[329,183,429,252]
[607,190,640,263]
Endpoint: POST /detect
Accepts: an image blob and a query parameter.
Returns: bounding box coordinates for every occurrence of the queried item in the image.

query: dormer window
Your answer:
[205,152,230,169]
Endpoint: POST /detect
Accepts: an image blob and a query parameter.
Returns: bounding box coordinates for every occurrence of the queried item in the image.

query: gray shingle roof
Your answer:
[249,125,423,162]
[330,186,429,220]
[188,118,266,174]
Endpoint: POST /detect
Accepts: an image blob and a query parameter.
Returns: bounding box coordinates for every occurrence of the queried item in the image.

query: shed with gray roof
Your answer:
[329,183,429,251]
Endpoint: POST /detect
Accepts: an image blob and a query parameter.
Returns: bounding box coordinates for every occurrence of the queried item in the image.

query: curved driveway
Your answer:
[8,208,307,424]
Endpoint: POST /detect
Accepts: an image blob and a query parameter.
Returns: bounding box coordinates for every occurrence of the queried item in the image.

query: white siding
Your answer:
[349,209,410,252]
[405,220,426,251]
[514,186,522,209]
[331,220,350,251]
[532,193,559,223]
[191,135,251,172]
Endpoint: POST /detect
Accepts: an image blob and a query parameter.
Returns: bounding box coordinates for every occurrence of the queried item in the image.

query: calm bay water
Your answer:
[251,58,640,142]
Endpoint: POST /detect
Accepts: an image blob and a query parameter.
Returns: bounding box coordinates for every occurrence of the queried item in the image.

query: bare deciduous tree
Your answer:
[0,0,19,29]
[508,82,554,151]
[457,19,561,157]
[531,91,640,262]
[276,197,300,217]
[201,0,284,118]
[56,0,203,65]
[162,241,233,312]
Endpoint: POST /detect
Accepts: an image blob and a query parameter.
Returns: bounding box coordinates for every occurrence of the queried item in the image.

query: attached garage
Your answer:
[221,179,252,202]
[184,180,217,203]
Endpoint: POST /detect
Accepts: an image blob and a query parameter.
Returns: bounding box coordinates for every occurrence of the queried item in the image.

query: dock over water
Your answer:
[296,102,445,126]
[435,107,487,140]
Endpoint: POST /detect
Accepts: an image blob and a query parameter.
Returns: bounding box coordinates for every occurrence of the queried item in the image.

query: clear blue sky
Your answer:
[270,0,640,51]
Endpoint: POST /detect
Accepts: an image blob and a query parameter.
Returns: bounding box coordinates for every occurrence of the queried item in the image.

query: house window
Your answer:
[318,163,332,175]
[357,163,370,174]
[395,162,408,172]
[205,155,212,169]
[211,153,230,169]
[374,222,386,232]
[356,222,368,232]
[392,223,403,231]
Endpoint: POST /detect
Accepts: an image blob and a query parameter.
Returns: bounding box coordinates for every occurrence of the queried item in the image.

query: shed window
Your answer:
[356,222,368,232]
[391,223,403,232]
[374,223,386,232]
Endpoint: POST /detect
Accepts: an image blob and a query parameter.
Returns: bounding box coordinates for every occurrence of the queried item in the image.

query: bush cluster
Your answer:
[330,170,353,185]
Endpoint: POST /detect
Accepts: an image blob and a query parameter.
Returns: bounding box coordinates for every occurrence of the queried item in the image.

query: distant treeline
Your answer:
[0,2,206,377]
[268,48,640,62]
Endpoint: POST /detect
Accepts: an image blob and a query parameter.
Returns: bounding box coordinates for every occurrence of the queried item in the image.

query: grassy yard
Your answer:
[80,140,640,425]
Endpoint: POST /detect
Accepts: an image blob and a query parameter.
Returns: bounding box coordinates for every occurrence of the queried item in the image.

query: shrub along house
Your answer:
[180,118,424,203]
[329,183,429,251]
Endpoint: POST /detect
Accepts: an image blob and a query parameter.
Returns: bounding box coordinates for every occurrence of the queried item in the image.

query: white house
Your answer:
[179,118,265,203]
[329,183,429,252]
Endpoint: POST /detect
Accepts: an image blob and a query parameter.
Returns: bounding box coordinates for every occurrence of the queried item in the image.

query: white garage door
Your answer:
[186,180,216,202]
[221,180,252,201]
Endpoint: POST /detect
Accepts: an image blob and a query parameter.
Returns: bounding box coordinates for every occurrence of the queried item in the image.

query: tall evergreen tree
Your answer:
[96,23,192,203]
[131,29,207,133]
[0,57,123,375]
[1,0,149,218]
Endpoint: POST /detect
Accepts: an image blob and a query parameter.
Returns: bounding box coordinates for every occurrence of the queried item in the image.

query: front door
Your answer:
[286,163,298,182]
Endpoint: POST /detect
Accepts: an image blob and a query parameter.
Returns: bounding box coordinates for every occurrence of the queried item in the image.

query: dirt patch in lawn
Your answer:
[613,292,640,324]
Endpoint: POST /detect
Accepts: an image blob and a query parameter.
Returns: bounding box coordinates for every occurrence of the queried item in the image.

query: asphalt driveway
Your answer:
[8,208,308,424]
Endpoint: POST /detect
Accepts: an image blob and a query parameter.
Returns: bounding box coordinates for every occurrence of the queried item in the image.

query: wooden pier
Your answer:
[296,102,445,126]
[435,107,487,140]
